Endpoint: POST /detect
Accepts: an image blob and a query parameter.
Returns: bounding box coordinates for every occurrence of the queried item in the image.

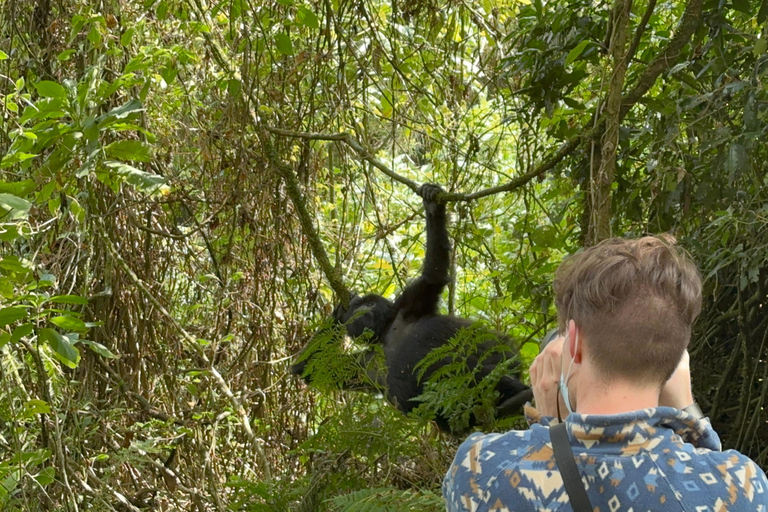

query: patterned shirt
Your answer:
[443,407,768,512]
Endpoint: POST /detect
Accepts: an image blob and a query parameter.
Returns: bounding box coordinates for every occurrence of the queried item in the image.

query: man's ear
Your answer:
[567,319,583,364]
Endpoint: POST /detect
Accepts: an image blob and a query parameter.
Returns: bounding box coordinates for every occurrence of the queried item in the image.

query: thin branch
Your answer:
[98,222,272,482]
[626,0,657,65]
[266,127,420,194]
[621,0,704,115]
[266,126,584,202]
[262,133,351,304]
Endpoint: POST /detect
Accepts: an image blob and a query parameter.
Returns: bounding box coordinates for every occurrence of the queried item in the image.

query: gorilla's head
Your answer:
[333,293,395,342]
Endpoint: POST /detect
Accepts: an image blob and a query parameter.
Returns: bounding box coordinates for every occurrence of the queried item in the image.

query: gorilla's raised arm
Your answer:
[395,184,451,322]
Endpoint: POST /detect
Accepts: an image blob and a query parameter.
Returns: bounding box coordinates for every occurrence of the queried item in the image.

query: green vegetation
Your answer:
[0,0,766,509]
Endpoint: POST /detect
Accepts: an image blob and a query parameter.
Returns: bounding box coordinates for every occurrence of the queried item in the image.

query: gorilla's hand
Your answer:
[418,183,445,216]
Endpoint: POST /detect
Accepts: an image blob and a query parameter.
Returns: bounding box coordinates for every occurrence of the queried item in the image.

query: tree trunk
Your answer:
[587,0,632,245]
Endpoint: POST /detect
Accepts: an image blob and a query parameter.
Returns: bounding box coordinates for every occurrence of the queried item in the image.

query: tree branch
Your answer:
[98,223,272,482]
[266,126,584,203]
[626,0,657,65]
[266,127,420,194]
[262,134,351,304]
[621,0,704,116]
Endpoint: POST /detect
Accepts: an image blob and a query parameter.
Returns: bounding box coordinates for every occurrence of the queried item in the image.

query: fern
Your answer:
[411,322,523,432]
[296,318,385,394]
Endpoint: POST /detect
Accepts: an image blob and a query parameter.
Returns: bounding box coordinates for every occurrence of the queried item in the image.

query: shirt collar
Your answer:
[527,406,722,454]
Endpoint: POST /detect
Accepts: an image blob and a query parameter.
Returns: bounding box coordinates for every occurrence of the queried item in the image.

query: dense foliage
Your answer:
[0,0,766,510]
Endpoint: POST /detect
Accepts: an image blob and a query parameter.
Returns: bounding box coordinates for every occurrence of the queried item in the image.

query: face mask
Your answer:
[558,332,578,416]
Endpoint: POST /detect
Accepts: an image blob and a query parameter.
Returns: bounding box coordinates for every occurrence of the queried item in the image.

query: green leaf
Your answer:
[275,33,294,55]
[96,99,144,127]
[732,0,752,13]
[78,339,117,359]
[0,50,8,60]
[34,81,67,99]
[566,40,590,66]
[0,152,38,168]
[0,332,9,349]
[57,49,76,61]
[0,179,35,197]
[35,467,56,486]
[104,161,167,192]
[759,0,768,23]
[0,193,32,214]
[48,294,89,305]
[104,140,151,162]
[39,328,80,368]
[50,315,88,331]
[297,6,319,29]
[22,399,51,418]
[754,38,767,57]
[0,306,27,327]
[0,224,19,242]
[11,323,33,343]
[277,0,293,5]
[121,27,134,46]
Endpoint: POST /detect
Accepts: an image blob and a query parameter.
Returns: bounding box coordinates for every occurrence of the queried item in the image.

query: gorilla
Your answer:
[292,184,532,432]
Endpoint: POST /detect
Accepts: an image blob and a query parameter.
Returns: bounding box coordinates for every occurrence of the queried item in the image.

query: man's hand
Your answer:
[659,350,695,409]
[530,334,568,418]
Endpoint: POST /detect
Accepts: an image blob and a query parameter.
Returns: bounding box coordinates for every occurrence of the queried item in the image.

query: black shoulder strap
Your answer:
[550,422,593,512]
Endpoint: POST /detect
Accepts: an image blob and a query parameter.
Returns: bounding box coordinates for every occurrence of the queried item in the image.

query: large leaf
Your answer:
[104,161,167,193]
[0,180,35,197]
[34,81,67,99]
[565,40,590,65]
[0,193,32,219]
[275,33,294,55]
[78,339,117,359]
[50,315,88,331]
[104,140,151,162]
[96,99,144,127]
[759,0,768,24]
[11,323,33,343]
[0,306,27,327]
[297,6,319,29]
[38,328,80,368]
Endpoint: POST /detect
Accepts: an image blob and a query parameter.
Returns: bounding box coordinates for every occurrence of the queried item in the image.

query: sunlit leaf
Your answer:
[22,399,51,418]
[275,33,294,55]
[34,81,67,99]
[0,180,35,197]
[39,328,80,368]
[78,339,118,359]
[97,99,144,127]
[104,140,151,162]
[50,315,88,331]
[297,6,319,29]
[566,40,590,65]
[104,161,167,193]
[48,294,89,305]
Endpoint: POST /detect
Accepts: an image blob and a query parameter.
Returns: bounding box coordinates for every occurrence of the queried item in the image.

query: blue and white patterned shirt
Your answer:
[443,407,768,511]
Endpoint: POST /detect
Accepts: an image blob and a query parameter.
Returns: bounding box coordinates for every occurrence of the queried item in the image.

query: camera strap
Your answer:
[550,422,593,512]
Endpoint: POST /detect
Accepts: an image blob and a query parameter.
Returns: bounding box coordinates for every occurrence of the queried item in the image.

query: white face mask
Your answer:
[558,332,578,416]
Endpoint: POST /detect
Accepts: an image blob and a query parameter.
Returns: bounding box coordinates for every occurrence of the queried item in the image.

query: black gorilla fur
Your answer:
[292,184,532,432]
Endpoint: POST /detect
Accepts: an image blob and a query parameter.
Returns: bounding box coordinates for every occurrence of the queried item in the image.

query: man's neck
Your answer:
[575,376,660,416]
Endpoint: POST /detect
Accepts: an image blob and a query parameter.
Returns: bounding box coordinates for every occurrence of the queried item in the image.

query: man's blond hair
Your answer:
[554,235,702,386]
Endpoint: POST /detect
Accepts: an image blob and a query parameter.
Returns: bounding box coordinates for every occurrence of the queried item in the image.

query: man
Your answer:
[443,236,768,511]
